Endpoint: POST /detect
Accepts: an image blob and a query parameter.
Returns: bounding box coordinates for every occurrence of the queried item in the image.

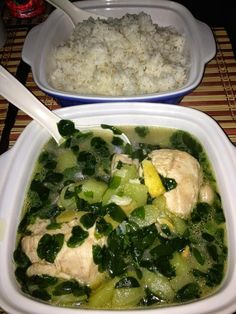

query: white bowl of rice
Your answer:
[22,0,216,106]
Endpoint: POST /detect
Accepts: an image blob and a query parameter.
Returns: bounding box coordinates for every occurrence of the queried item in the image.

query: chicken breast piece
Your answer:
[26,262,71,280]
[199,183,214,204]
[22,220,106,286]
[149,149,202,219]
[22,234,42,263]
[55,228,105,286]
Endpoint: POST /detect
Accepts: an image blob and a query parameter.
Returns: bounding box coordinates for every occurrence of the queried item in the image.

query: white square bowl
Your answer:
[22,0,216,106]
[0,103,236,314]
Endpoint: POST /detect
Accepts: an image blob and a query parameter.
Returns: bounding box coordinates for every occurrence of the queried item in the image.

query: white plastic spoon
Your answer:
[45,0,107,26]
[0,65,130,146]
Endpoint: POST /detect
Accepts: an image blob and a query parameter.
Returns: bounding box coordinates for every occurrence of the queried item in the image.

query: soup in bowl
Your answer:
[14,121,227,309]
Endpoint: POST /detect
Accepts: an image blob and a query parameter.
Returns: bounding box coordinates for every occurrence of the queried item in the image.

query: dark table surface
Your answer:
[175,0,236,59]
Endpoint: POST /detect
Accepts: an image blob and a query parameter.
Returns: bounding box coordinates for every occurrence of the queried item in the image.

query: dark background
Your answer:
[174,0,236,58]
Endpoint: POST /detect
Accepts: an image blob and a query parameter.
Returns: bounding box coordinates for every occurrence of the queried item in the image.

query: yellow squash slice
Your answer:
[142,159,166,198]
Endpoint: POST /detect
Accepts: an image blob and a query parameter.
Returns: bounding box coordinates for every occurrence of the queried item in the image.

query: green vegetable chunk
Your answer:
[29,274,58,288]
[56,149,77,173]
[80,213,97,229]
[112,287,143,308]
[115,277,140,289]
[105,203,127,223]
[31,289,51,301]
[101,124,123,135]
[78,178,108,204]
[57,120,76,137]
[135,126,150,138]
[37,233,64,263]
[53,280,89,297]
[67,226,89,248]
[141,288,162,306]
[13,243,31,268]
[88,278,118,308]
[175,283,200,302]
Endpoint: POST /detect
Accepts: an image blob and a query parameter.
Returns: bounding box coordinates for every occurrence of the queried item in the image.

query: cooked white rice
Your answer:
[48,12,189,96]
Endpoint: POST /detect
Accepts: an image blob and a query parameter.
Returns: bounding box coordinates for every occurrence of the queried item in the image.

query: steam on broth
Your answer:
[14,121,227,309]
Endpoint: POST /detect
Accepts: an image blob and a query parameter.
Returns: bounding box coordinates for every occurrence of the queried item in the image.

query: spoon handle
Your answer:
[45,0,104,26]
[0,65,62,144]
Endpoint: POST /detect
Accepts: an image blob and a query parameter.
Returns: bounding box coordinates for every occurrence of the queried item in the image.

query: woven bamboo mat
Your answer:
[0,27,236,151]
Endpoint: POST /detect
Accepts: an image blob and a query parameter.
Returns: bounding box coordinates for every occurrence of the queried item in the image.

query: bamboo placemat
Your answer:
[0,27,236,151]
[0,26,236,314]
